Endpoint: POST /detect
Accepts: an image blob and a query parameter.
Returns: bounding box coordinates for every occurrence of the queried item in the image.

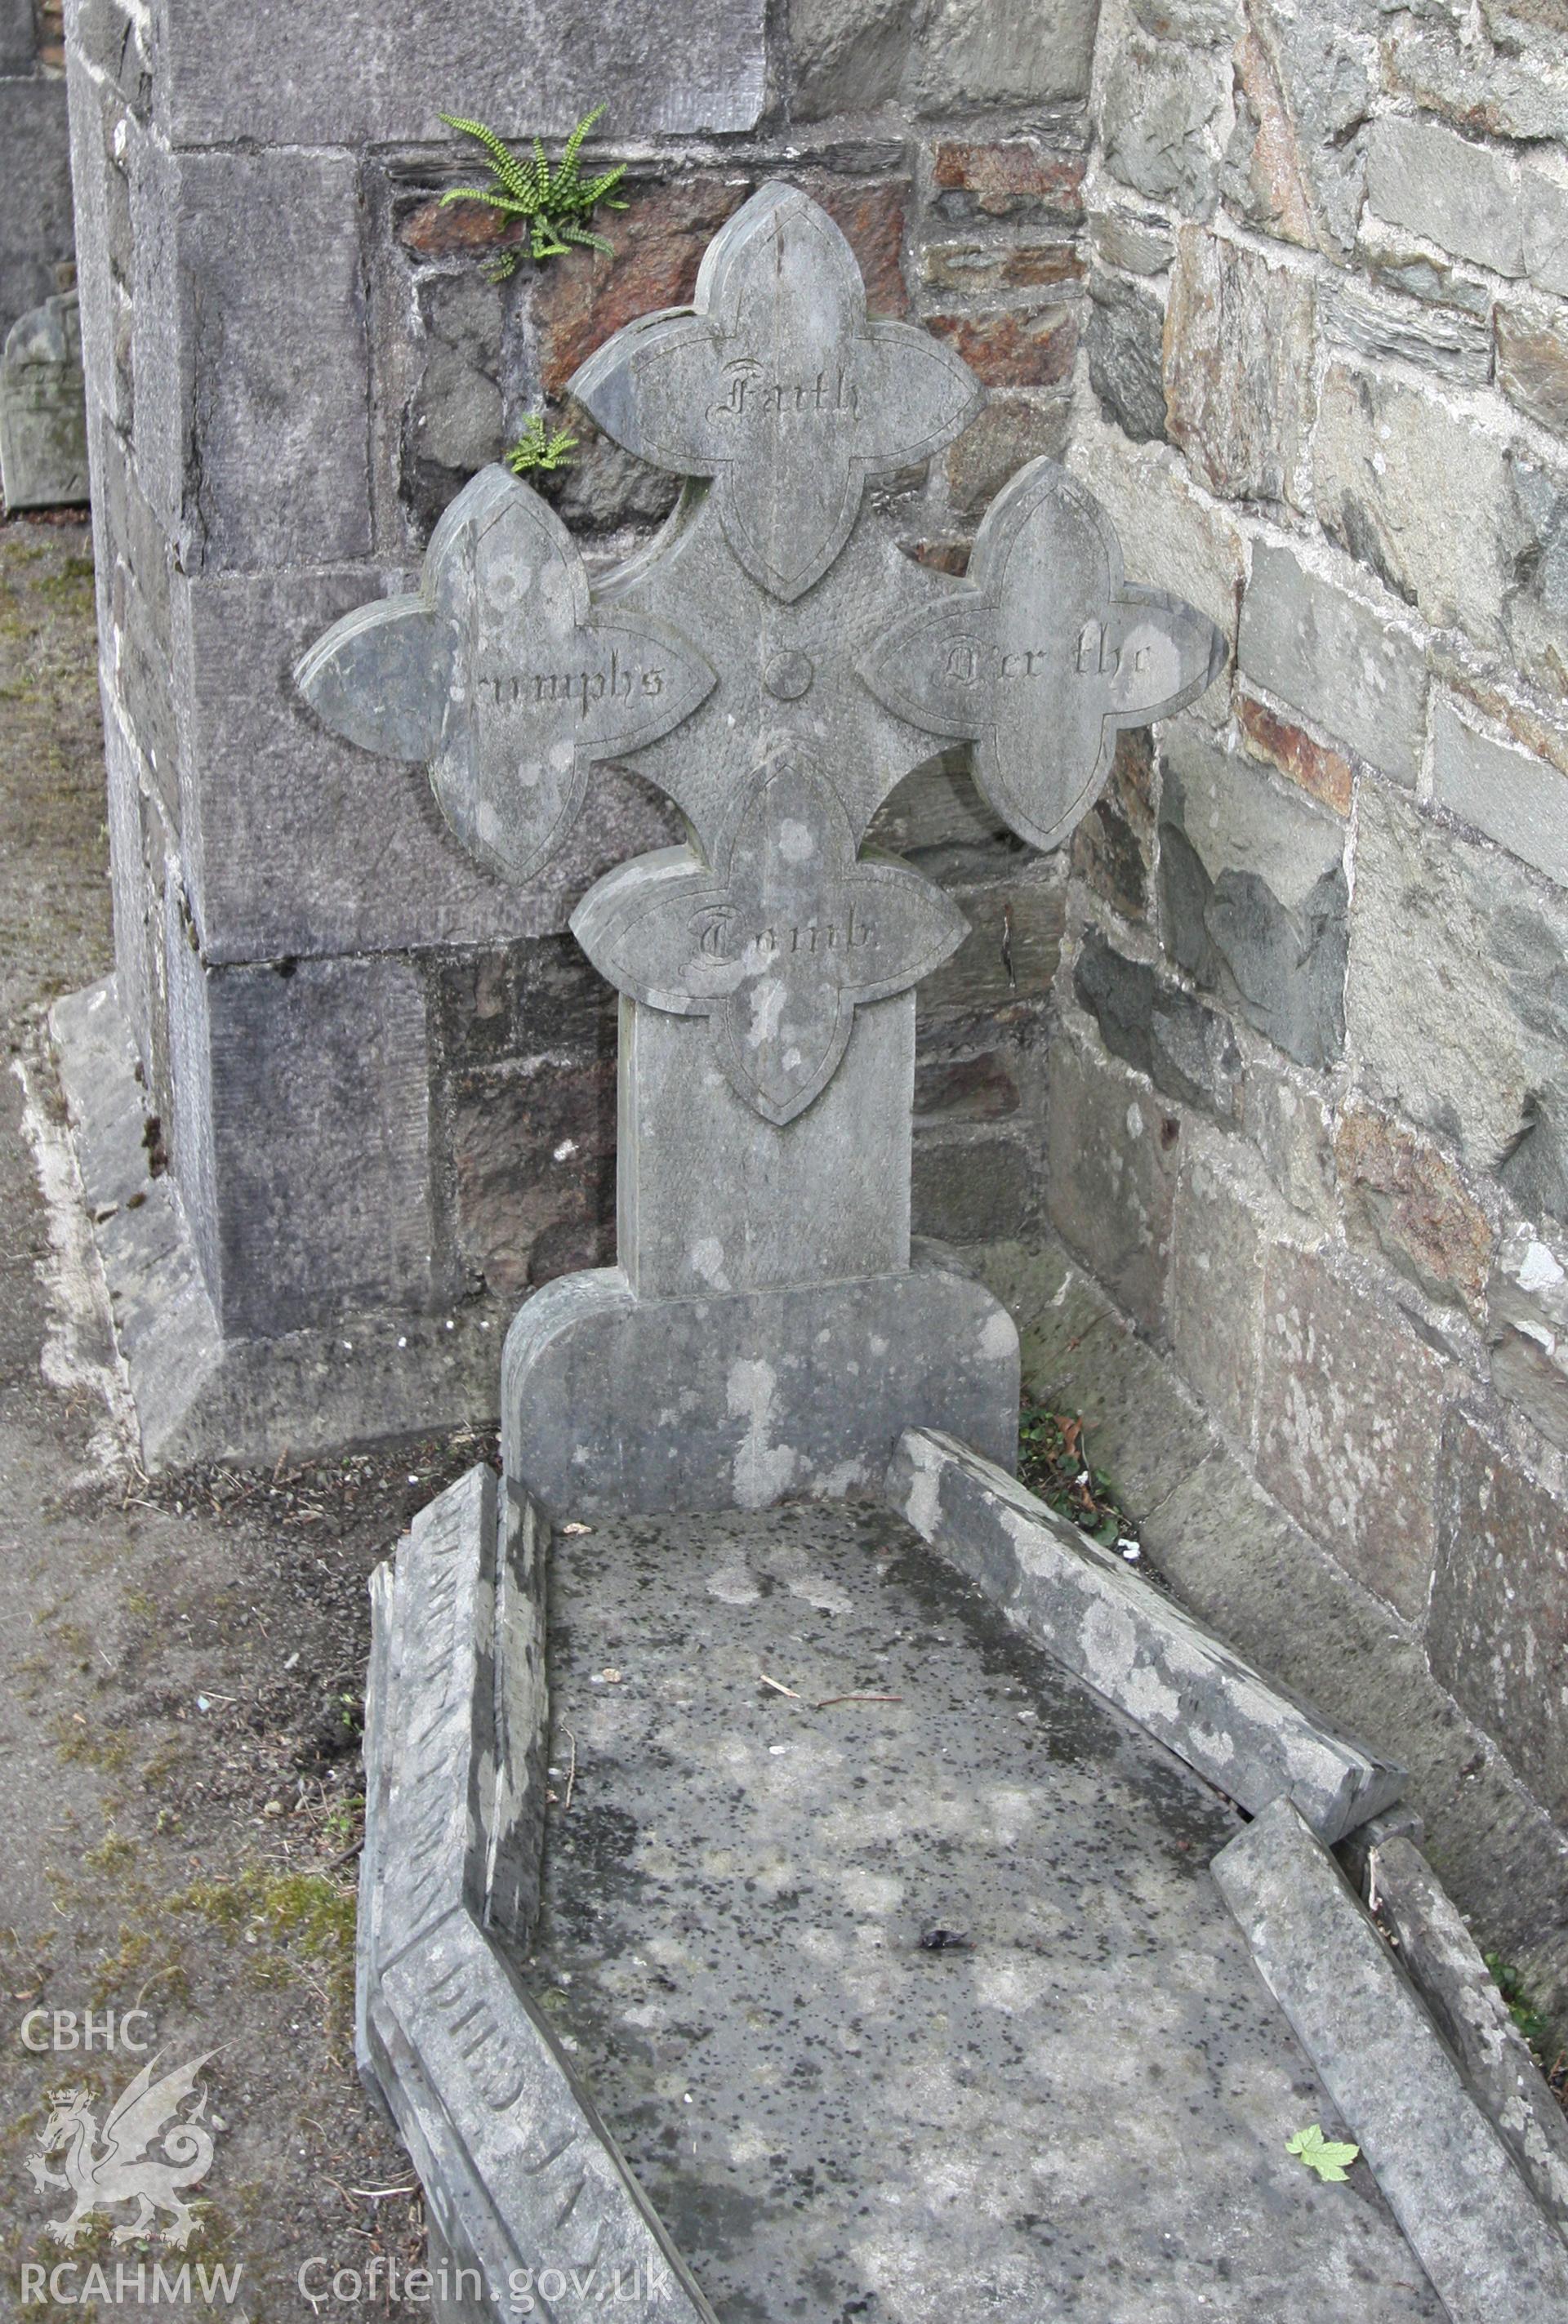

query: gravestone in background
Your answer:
[300,183,1224,1514]
[0,289,87,509]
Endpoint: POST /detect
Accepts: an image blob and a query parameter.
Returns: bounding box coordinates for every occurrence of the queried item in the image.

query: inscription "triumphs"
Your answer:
[707,358,860,425]
[478,648,666,722]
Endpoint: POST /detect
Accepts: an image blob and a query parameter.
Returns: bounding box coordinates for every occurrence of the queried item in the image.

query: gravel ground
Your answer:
[0,512,454,2321]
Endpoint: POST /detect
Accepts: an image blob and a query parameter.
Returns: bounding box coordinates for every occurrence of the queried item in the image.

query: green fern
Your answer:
[439,103,628,278]
[506,413,578,474]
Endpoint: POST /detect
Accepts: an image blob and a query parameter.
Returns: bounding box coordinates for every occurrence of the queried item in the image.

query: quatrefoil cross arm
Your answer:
[571,745,968,1126]
[568,182,984,605]
[858,459,1227,854]
[295,468,717,884]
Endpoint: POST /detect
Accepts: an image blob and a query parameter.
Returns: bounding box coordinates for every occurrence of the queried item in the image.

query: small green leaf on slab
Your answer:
[1286,2123,1361,2182]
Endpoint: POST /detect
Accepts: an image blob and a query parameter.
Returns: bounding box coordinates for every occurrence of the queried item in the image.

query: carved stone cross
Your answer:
[299,182,1224,1515]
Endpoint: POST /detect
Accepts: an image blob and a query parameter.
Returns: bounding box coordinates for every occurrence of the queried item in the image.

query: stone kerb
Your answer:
[297,180,1225,1520]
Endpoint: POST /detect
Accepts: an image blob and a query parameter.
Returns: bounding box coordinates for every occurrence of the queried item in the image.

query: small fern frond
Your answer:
[440,114,534,202]
[437,186,525,214]
[559,101,604,180]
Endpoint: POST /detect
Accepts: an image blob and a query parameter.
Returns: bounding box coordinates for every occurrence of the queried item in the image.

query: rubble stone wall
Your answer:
[1053,0,1568,1829]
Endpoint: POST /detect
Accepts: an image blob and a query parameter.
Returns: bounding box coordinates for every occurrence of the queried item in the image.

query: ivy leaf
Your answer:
[1286,2124,1360,2182]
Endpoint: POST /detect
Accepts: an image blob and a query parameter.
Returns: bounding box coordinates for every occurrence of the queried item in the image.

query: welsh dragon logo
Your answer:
[26,2051,217,2247]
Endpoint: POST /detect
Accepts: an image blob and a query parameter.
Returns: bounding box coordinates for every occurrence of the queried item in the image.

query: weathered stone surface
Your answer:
[1214,1797,1568,2324]
[180,568,679,963]
[930,140,1086,223]
[0,290,87,509]
[1163,227,1316,508]
[50,977,506,1471]
[1357,216,1497,318]
[1312,363,1538,661]
[1383,17,1568,147]
[1070,727,1155,920]
[1496,305,1568,439]
[1159,727,1348,1070]
[1489,1221,1568,1452]
[452,1056,616,1299]
[198,955,434,1338]
[154,2,765,145]
[1370,1833,1568,2242]
[926,302,1076,387]
[1365,118,1526,279]
[890,1430,1405,1841]
[1225,0,1378,255]
[1045,1034,1179,1331]
[167,149,370,574]
[1236,693,1352,816]
[914,0,1098,109]
[534,1496,1445,2322]
[1223,29,1316,252]
[1074,927,1242,1124]
[1431,1414,1568,1822]
[501,1248,1019,1515]
[1346,783,1568,1224]
[919,238,1082,298]
[1524,167,1568,300]
[920,870,1066,1009]
[1089,205,1174,277]
[1243,1060,1335,1229]
[1068,410,1245,651]
[1168,1142,1267,1445]
[911,1129,1033,1240]
[400,275,503,524]
[1334,1103,1494,1318]
[1432,695,1568,889]
[1238,538,1426,787]
[788,0,909,118]
[620,995,914,1297]
[1257,1247,1448,1620]
[1321,274,1492,388]
[1099,35,1229,215]
[942,390,1071,519]
[0,73,72,340]
[1086,269,1166,443]
[0,0,34,70]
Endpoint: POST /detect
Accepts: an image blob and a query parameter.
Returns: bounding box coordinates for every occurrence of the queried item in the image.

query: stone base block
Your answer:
[501,1247,1019,1516]
[48,977,506,1468]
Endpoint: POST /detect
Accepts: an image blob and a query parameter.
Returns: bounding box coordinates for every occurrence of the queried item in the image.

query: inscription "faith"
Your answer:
[707,359,860,425]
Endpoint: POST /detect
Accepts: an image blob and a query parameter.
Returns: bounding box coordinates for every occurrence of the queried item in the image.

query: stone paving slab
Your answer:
[888,1426,1405,1842]
[1214,1798,1568,2324]
[525,1501,1446,2323]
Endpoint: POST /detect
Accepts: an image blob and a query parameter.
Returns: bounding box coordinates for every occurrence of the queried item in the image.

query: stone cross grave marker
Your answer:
[297,181,1224,1516]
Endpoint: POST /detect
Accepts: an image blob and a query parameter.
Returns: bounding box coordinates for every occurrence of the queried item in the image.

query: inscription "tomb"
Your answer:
[694,907,876,959]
